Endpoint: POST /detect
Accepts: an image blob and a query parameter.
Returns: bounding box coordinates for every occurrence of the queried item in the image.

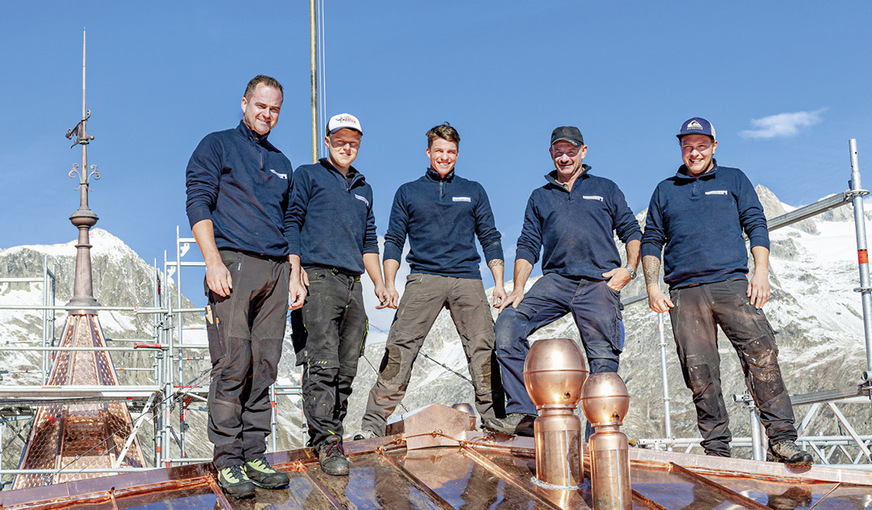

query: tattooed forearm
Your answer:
[642,255,662,286]
[488,259,504,268]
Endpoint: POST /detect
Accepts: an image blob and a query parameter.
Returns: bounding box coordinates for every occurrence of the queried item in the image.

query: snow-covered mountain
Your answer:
[1,186,870,468]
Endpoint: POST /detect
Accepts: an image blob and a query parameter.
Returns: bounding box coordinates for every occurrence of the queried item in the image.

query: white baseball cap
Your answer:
[327,113,363,135]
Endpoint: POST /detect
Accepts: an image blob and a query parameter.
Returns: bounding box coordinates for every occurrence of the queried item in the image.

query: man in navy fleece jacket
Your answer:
[641,117,812,466]
[288,113,390,476]
[186,75,301,498]
[356,123,506,439]
[486,126,641,437]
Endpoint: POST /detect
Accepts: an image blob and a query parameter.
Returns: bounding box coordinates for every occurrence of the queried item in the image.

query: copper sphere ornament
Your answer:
[523,338,588,489]
[581,372,632,510]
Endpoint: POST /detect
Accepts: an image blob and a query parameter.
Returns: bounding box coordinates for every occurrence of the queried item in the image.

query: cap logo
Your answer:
[686,120,704,131]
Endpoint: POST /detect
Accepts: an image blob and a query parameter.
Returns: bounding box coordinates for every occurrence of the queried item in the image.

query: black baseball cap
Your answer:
[550,126,584,147]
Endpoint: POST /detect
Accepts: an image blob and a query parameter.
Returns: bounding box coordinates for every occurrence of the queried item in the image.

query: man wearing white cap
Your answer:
[642,117,813,466]
[288,113,390,475]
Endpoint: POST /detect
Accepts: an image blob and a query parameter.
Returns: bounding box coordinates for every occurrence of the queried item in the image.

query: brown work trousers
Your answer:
[360,274,503,436]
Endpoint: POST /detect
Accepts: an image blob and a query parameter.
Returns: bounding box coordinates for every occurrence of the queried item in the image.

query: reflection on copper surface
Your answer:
[523,338,587,491]
[1,403,871,509]
[582,372,632,510]
[12,314,146,490]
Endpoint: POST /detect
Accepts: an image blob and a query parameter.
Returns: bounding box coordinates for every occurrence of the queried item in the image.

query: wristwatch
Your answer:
[624,266,637,280]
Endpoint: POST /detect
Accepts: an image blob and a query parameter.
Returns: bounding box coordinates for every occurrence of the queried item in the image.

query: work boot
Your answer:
[244,457,290,489]
[352,429,378,441]
[318,436,349,476]
[483,413,535,437]
[769,440,814,467]
[217,464,256,499]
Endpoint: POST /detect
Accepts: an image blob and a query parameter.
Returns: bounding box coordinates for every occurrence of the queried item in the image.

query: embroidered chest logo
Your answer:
[705,190,728,195]
[582,195,604,201]
[269,169,288,180]
[452,196,471,202]
[354,194,370,206]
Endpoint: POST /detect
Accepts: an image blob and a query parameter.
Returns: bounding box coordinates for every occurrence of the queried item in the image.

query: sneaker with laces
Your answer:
[769,440,814,467]
[352,429,378,441]
[318,436,349,476]
[217,464,256,499]
[483,413,536,437]
[244,457,290,489]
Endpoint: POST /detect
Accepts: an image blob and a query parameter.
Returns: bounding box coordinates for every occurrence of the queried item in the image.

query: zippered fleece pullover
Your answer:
[516,166,641,279]
[641,161,770,289]
[185,121,294,257]
[288,158,378,276]
[383,168,503,279]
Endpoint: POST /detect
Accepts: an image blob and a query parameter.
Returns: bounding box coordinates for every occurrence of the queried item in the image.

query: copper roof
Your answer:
[1,403,871,509]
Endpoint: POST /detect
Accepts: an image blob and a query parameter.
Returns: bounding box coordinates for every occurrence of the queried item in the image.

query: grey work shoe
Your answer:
[769,440,814,467]
[483,413,535,437]
[352,429,378,441]
[217,464,256,499]
[244,457,290,489]
[318,436,349,476]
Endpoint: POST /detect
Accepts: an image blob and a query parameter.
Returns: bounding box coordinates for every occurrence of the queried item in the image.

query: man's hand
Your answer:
[289,279,307,310]
[602,267,632,292]
[492,285,507,308]
[747,270,770,309]
[647,285,674,313]
[498,289,524,313]
[384,286,400,309]
[374,284,392,310]
[205,262,232,297]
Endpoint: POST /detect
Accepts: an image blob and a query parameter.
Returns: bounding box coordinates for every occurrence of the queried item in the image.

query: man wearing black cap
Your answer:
[288,113,390,475]
[641,117,812,466]
[485,126,641,436]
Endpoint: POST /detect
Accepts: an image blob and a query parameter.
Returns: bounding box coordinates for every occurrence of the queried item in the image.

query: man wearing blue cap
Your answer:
[486,125,641,436]
[641,117,812,466]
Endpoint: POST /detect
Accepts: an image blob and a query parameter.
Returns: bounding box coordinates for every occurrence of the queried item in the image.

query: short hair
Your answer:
[426,122,460,149]
[244,75,283,99]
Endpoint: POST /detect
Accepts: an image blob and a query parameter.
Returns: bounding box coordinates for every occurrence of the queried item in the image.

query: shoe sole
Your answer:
[321,465,349,476]
[249,479,289,490]
[220,487,256,499]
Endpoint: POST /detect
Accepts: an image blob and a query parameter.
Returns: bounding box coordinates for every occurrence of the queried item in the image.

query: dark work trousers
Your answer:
[668,277,797,457]
[359,274,505,436]
[206,250,289,469]
[295,267,367,447]
[494,273,623,416]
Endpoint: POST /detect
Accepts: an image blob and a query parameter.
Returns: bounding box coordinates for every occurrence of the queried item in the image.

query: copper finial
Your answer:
[581,372,632,509]
[523,338,587,490]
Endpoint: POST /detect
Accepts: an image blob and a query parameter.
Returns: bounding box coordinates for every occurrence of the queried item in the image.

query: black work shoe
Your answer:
[217,464,256,499]
[244,457,290,489]
[769,440,814,467]
[352,429,378,441]
[318,436,349,476]
[483,413,535,437]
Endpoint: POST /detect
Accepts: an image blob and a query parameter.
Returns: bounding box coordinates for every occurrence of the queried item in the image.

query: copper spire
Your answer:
[13,31,147,489]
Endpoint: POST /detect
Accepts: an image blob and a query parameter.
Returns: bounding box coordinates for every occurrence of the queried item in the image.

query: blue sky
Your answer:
[2,1,871,318]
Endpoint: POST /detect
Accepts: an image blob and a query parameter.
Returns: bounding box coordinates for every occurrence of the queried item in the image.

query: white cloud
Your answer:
[740,108,827,139]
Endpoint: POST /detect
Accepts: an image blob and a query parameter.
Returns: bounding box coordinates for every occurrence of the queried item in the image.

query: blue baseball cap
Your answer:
[676,117,716,140]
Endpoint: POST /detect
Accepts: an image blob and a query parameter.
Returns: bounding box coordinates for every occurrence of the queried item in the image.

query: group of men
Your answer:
[185,75,812,499]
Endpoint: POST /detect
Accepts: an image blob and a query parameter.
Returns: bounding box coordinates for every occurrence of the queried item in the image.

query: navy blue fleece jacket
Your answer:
[288,158,378,275]
[516,166,641,279]
[641,161,769,289]
[185,121,294,258]
[383,168,503,279]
